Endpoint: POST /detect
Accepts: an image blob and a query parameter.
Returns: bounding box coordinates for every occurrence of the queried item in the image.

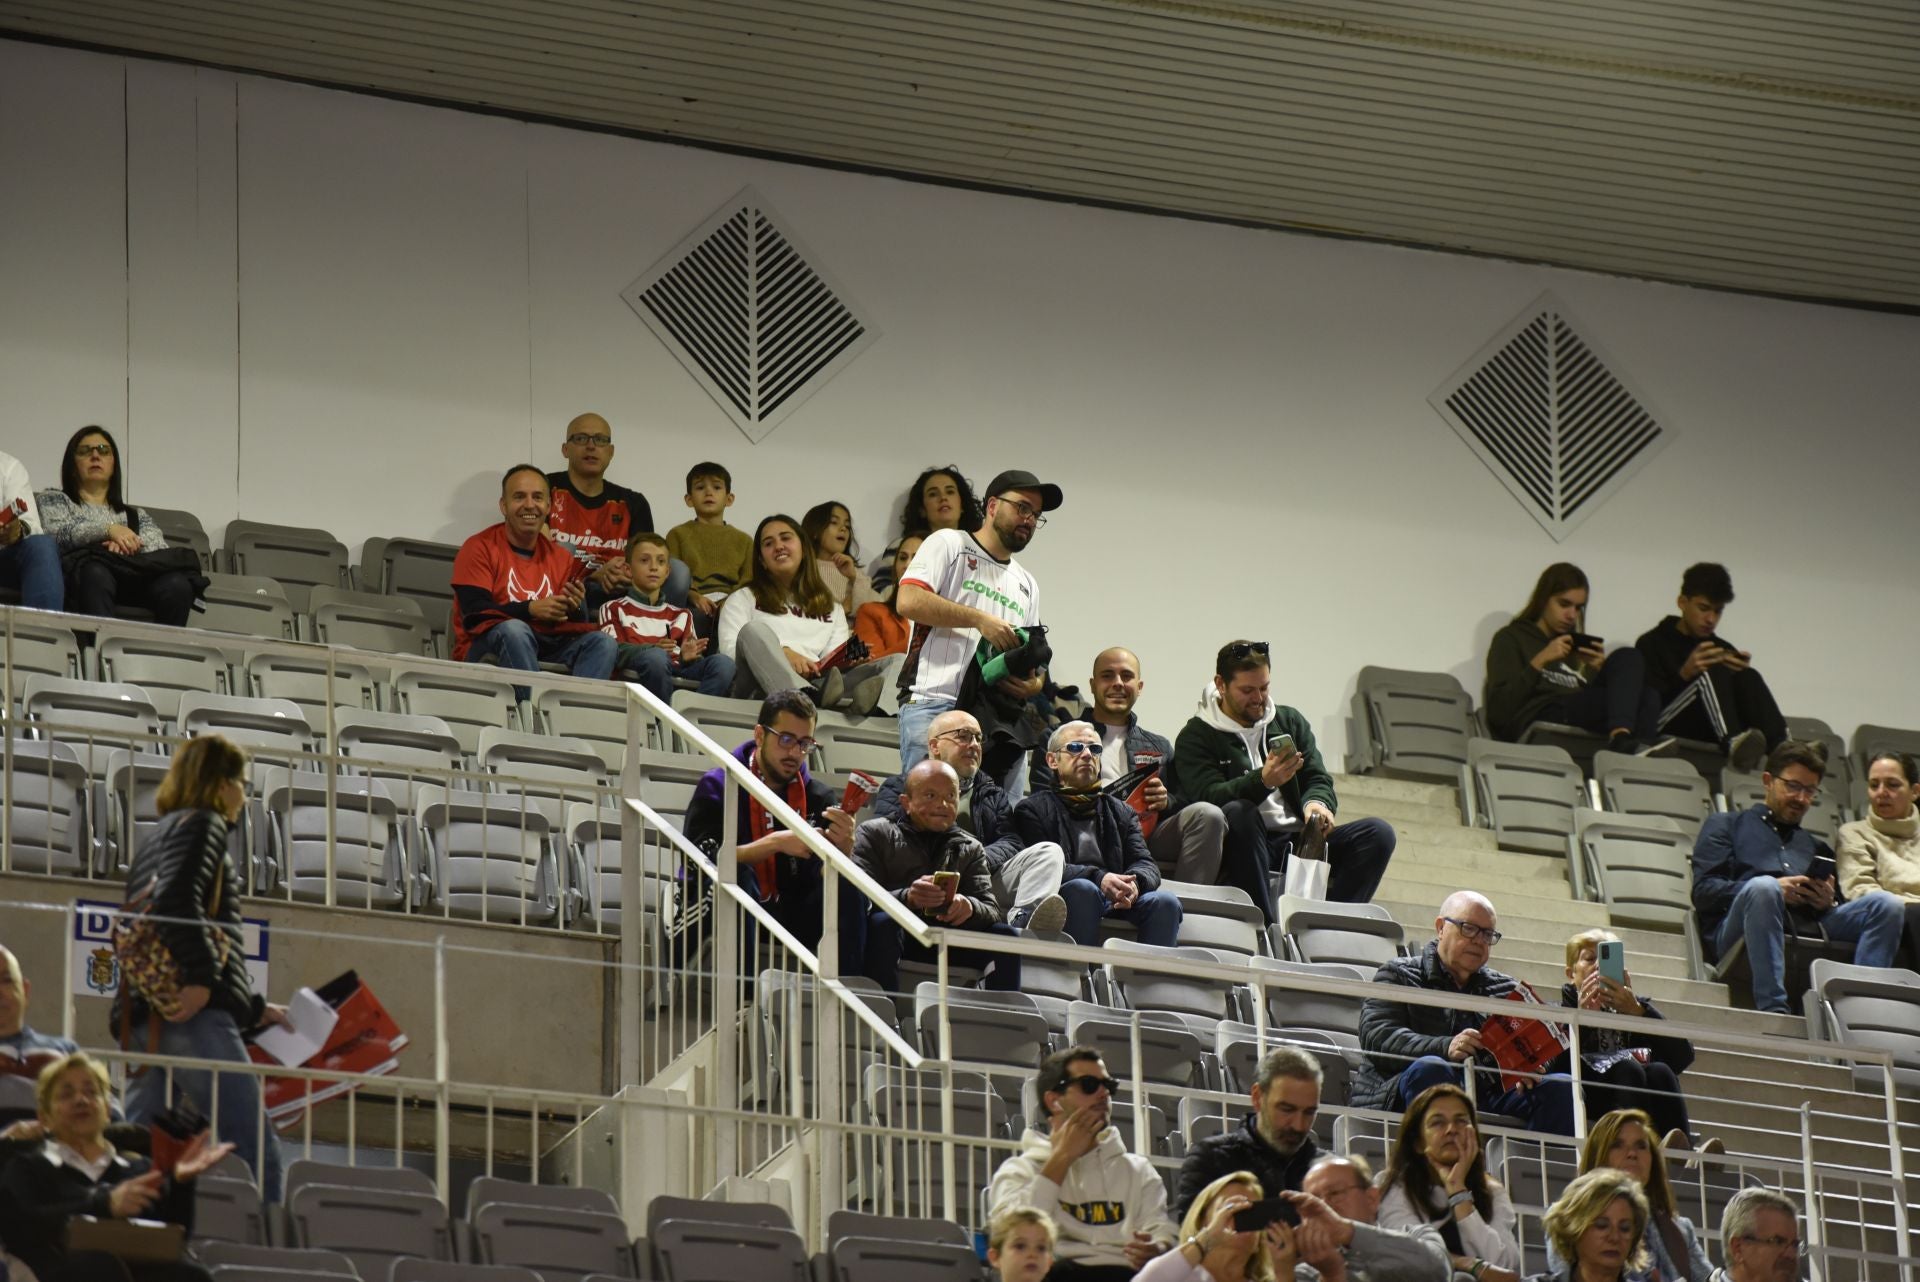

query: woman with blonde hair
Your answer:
[986,1205,1055,1282]
[118,735,289,1201]
[1551,1109,1710,1281]
[1135,1169,1297,1282]
[1528,1168,1650,1282]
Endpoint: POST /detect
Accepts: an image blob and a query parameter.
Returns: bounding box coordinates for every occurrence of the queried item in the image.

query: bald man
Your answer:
[0,944,80,1131]
[851,759,1022,992]
[1354,891,1577,1134]
[545,411,689,605]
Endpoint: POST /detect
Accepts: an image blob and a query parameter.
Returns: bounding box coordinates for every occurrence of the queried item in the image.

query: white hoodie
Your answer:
[989,1122,1178,1267]
[1196,681,1297,831]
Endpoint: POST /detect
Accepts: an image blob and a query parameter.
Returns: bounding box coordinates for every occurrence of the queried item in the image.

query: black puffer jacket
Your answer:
[1172,1112,1319,1218]
[113,808,263,1034]
[1354,941,1522,1109]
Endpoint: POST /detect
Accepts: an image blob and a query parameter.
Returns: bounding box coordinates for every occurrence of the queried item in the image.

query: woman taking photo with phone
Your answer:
[1377,1084,1521,1282]
[1135,1170,1296,1282]
[1555,928,1703,1150]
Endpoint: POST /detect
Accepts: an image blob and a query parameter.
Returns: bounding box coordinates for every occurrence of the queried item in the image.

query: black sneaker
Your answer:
[1726,728,1766,773]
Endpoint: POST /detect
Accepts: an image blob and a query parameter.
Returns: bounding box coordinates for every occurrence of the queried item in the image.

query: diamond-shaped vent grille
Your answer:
[624,188,877,442]
[1430,294,1674,541]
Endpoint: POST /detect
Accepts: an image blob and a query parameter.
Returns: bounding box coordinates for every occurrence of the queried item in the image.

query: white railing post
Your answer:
[434,934,451,1201]
[62,900,77,1043]
[937,938,956,1224]
[1128,1009,1148,1159]
[323,649,337,906]
[714,776,740,1181]
[619,689,646,1087]
[1800,1103,1823,1282]
[817,862,845,1233]
[1568,1008,1587,1138]
[1880,1060,1912,1282]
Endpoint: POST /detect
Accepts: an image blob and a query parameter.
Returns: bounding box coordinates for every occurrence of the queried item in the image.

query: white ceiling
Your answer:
[5,0,1917,308]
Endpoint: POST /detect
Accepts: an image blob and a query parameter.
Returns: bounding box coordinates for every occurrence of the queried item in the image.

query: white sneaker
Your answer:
[1020,893,1068,935]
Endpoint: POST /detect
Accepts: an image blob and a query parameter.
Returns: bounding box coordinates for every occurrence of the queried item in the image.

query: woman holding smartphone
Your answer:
[1135,1170,1296,1281]
[1555,929,1705,1151]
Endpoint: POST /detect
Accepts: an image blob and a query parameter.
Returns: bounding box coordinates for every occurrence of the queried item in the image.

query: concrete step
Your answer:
[1391,837,1565,874]
[1377,895,1611,930]
[1333,794,1465,828]
[1652,998,1805,1040]
[1366,818,1503,855]
[1380,864,1577,904]
[1331,774,1459,810]
[1689,1046,1858,1094]
[1490,955,1727,1007]
[1693,1096,1890,1147]
[1402,929,1695,980]
[1685,1071,1890,1123]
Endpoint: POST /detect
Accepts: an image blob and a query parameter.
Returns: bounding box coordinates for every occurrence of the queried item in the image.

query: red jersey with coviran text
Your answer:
[449,524,592,660]
[545,473,654,570]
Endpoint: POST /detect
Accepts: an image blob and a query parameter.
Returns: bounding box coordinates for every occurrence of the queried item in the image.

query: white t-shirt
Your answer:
[0,450,45,534]
[1098,721,1130,784]
[898,529,1040,703]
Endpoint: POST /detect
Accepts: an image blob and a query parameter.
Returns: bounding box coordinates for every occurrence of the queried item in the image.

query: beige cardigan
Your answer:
[1836,807,1920,903]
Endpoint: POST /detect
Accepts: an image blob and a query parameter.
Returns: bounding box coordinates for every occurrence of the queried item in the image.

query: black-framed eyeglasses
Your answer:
[1058,741,1103,757]
[1775,778,1821,800]
[1738,1234,1800,1251]
[1442,917,1502,945]
[1057,1074,1119,1096]
[72,443,113,459]
[994,495,1048,528]
[566,433,612,447]
[761,729,819,754]
[932,728,983,747]
[1226,641,1270,662]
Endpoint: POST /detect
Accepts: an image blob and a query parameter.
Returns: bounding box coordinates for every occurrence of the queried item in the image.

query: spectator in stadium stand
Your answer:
[849,759,1022,993]
[866,464,984,595]
[1692,740,1903,1014]
[989,1044,1178,1280]
[1169,640,1395,924]
[1554,928,1699,1149]
[802,499,880,616]
[37,426,199,627]
[1006,721,1183,948]
[1375,1083,1521,1282]
[0,944,81,1134]
[0,447,63,610]
[1133,1170,1296,1281]
[0,1051,231,1282]
[1709,1188,1803,1282]
[681,689,858,966]
[1354,891,1577,1135]
[1552,1110,1712,1282]
[1632,562,1785,768]
[894,469,1057,787]
[665,461,754,624]
[450,465,617,689]
[1173,1045,1324,1217]
[1529,1168,1650,1282]
[1482,563,1673,756]
[851,533,921,662]
[544,411,689,607]
[987,1205,1057,1282]
[595,532,734,701]
[1296,1154,1451,1282]
[872,708,1068,932]
[1834,751,1920,968]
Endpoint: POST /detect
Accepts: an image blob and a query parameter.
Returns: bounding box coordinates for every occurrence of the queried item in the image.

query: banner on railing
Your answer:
[73,899,269,999]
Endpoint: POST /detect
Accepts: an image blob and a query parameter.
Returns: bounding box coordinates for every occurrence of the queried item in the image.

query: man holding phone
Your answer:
[849,759,1021,993]
[989,1045,1178,1279]
[1169,639,1395,923]
[1634,562,1786,770]
[1693,740,1904,1013]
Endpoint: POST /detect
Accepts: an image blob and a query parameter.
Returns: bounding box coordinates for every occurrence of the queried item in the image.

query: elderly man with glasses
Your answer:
[1002,721,1183,947]
[872,708,1069,931]
[1694,739,1903,1014]
[1354,891,1579,1134]
[1296,1154,1450,1282]
[1709,1188,1802,1282]
[1168,638,1396,924]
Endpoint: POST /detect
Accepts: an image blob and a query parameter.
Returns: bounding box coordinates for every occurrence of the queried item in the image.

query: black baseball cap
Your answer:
[985,469,1064,513]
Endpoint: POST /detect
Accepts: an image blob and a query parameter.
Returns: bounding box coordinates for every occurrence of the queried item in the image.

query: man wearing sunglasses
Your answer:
[683,689,860,967]
[1354,891,1578,1135]
[544,412,689,606]
[1692,739,1902,1013]
[1001,722,1183,947]
[1169,639,1396,924]
[989,1044,1178,1279]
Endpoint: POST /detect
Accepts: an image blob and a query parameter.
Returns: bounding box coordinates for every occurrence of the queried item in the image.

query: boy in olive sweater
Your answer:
[1168,639,1394,920]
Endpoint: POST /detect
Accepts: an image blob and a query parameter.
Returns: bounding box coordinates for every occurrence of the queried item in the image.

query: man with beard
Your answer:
[872,709,1068,931]
[1173,1045,1325,1216]
[895,470,1060,798]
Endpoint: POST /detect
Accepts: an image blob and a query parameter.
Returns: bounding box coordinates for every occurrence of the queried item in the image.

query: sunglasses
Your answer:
[1057,1074,1120,1096]
[1225,641,1270,662]
[1057,742,1103,757]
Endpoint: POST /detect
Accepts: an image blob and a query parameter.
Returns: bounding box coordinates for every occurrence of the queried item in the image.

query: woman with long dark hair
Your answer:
[118,735,289,1202]
[716,514,891,714]
[865,465,982,592]
[36,426,197,625]
[1376,1083,1521,1282]
[802,499,879,615]
[1481,562,1668,754]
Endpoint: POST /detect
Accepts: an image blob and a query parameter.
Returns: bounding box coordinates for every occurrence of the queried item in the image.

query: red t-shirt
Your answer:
[545,473,653,571]
[450,524,593,660]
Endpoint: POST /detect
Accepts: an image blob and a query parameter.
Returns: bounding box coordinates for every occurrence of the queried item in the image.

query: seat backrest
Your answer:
[650,1220,809,1282]
[2,736,91,874]
[912,984,1050,1068]
[0,616,83,691]
[471,1202,635,1281]
[195,574,298,641]
[1102,938,1243,1019]
[1594,750,1712,826]
[336,708,463,771]
[287,1184,452,1277]
[465,1175,620,1220]
[1467,738,1585,854]
[824,1210,970,1250]
[245,652,377,722]
[391,1262,544,1282]
[1278,896,1404,968]
[285,1157,437,1200]
[1247,956,1372,1031]
[670,693,761,754]
[195,1244,358,1275]
[829,1237,980,1282]
[95,632,233,721]
[1213,1021,1354,1104]
[644,1194,792,1239]
[1854,724,1920,779]
[394,669,519,757]
[189,1174,266,1245]
[1572,808,1692,932]
[22,675,164,771]
[375,538,460,631]
[1814,960,1920,1064]
[1065,999,1205,1087]
[309,586,433,657]
[533,684,651,774]
[178,692,315,758]
[141,506,214,571]
[1356,666,1476,781]
[224,519,351,612]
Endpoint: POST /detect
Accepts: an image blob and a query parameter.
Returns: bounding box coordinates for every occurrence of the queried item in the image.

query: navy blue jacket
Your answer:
[1692,804,1831,940]
[1000,789,1160,889]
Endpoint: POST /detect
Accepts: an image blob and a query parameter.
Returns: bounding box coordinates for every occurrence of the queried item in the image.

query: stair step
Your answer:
[1367,818,1504,856]
[1381,864,1576,901]
[1377,896,1611,930]
[1689,1047,1858,1093]
[1684,1072,1891,1121]
[1391,836,1562,872]
[1652,998,1805,1039]
[1402,929,1695,980]
[1490,956,1727,1007]
[1692,1097,1890,1146]
[1331,773,1460,810]
[1337,796,1464,828]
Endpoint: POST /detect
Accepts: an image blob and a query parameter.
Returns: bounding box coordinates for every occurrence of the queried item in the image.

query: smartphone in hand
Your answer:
[1596,938,1626,985]
[1233,1198,1302,1232]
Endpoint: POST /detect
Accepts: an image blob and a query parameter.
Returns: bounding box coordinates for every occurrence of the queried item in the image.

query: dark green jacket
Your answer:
[1482,617,1585,741]
[1167,702,1338,817]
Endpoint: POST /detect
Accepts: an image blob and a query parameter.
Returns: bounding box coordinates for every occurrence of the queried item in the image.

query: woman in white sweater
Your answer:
[1837,751,1920,967]
[1376,1083,1522,1282]
[717,514,888,715]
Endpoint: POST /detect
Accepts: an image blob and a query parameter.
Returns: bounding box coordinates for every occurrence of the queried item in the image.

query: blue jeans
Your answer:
[125,1007,285,1202]
[618,643,735,702]
[1394,1053,1577,1135]
[468,619,617,696]
[1715,877,1905,1013]
[898,698,956,771]
[0,532,64,610]
[1057,878,1183,948]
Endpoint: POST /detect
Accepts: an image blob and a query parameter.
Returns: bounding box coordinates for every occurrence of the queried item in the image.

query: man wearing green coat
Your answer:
[1168,639,1396,923]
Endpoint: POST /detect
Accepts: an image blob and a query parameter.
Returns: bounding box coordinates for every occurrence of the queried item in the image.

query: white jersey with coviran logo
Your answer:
[897,528,1040,703]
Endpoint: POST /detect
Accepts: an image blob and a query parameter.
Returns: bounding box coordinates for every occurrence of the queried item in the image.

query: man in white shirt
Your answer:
[896,469,1058,797]
[0,450,63,610]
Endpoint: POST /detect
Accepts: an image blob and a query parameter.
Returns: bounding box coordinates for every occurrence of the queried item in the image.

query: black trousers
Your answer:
[1659,664,1787,748]
[1219,802,1396,923]
[1044,1262,1138,1282]
[69,561,197,627]
[41,1252,212,1282]
[1552,648,1661,741]
[1581,1056,1690,1139]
